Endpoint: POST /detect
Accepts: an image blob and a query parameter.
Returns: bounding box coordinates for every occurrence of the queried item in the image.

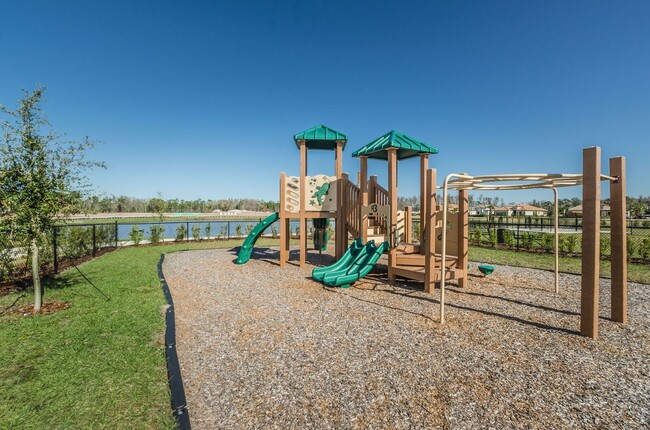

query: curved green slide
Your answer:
[312,238,364,282]
[236,212,280,264]
[313,240,389,288]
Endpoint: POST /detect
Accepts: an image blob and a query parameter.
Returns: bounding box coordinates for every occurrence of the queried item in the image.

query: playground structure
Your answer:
[237,125,627,339]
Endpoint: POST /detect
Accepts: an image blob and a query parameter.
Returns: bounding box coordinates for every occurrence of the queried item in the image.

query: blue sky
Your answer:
[1,1,649,203]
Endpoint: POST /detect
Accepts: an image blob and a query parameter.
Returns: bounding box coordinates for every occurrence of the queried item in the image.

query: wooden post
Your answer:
[360,157,368,244]
[387,148,398,282]
[336,173,348,259]
[420,154,429,252]
[299,140,307,268]
[457,188,469,288]
[610,156,627,323]
[404,206,412,243]
[581,146,601,338]
[424,168,437,293]
[279,172,288,267]
[335,140,343,178]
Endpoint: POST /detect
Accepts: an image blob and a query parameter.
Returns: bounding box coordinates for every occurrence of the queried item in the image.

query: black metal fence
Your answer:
[411,217,650,261]
[0,219,335,286]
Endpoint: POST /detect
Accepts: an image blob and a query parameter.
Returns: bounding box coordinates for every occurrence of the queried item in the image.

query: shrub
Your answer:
[191,225,201,241]
[503,230,515,247]
[219,224,228,239]
[640,238,650,260]
[488,229,497,247]
[600,235,610,256]
[149,225,165,244]
[175,225,186,242]
[540,233,554,252]
[627,240,636,260]
[235,224,243,237]
[128,225,145,245]
[472,227,484,244]
[205,223,212,239]
[413,222,421,240]
[566,235,579,254]
[245,224,253,235]
[294,226,300,239]
[559,235,568,253]
[521,232,534,249]
[270,225,278,239]
[63,226,92,258]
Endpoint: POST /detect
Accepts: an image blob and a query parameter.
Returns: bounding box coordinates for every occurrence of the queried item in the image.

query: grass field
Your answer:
[1,238,646,428]
[0,239,279,429]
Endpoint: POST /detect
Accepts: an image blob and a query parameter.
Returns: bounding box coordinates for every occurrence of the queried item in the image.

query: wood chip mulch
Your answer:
[163,247,650,429]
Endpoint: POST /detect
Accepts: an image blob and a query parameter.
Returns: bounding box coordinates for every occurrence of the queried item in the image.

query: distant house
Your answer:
[568,204,611,218]
[510,204,548,217]
[469,205,490,216]
[493,206,513,216]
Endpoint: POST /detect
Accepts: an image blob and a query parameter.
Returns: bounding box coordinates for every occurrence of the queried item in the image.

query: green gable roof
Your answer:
[293,124,347,150]
[351,130,438,160]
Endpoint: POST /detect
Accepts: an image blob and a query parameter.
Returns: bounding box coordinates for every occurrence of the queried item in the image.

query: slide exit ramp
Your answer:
[235,212,280,264]
[313,240,389,288]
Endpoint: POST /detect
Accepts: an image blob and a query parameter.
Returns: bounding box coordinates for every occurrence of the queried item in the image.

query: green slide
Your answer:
[313,240,389,288]
[312,238,364,282]
[236,212,280,264]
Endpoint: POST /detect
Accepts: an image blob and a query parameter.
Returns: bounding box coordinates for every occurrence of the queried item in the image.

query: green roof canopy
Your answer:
[293,124,347,150]
[351,130,438,160]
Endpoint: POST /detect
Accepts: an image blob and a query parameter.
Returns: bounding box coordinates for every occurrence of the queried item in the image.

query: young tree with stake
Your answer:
[0,87,105,311]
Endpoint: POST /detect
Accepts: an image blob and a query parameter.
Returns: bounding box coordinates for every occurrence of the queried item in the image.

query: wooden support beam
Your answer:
[420,154,429,252]
[404,206,412,243]
[360,157,368,243]
[387,149,398,282]
[299,141,307,268]
[335,140,343,178]
[336,173,348,259]
[457,188,469,288]
[424,168,437,293]
[610,156,627,323]
[279,172,288,267]
[581,146,601,338]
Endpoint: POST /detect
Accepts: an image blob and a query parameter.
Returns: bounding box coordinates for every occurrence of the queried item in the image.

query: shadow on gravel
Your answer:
[233,247,338,268]
[360,283,580,336]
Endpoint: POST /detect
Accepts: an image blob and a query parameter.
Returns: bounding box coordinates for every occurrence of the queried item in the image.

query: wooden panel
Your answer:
[581,146,601,338]
[610,156,627,323]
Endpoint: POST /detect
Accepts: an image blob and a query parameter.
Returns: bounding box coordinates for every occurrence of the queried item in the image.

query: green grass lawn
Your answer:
[0,239,278,429]
[1,239,645,428]
[470,246,650,284]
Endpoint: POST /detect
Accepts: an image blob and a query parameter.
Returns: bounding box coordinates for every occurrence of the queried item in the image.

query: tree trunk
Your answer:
[31,238,42,311]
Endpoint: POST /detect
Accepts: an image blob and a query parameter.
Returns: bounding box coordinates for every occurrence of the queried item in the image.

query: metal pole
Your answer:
[92,224,97,256]
[53,226,59,274]
[186,221,190,242]
[553,187,559,294]
[114,221,118,247]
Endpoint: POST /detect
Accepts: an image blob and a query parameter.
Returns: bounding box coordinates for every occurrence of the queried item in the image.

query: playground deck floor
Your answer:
[163,246,649,429]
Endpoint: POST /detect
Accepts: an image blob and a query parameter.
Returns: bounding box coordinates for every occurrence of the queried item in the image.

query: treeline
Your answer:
[82,195,280,214]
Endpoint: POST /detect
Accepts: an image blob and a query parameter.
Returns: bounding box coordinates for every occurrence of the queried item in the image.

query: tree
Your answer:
[0,87,104,311]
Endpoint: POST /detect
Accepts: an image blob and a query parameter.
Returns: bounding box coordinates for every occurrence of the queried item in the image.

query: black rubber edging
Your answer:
[158,254,191,430]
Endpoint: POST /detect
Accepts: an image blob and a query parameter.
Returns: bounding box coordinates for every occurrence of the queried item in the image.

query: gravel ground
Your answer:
[163,246,650,429]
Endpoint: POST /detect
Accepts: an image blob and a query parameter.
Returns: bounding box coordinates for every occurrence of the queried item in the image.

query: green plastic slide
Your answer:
[235,212,280,264]
[312,238,364,281]
[313,240,389,288]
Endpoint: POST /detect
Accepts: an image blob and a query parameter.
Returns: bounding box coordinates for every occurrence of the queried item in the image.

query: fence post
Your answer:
[227,221,231,240]
[186,221,190,242]
[92,224,97,257]
[114,221,118,247]
[53,226,59,274]
[516,224,520,250]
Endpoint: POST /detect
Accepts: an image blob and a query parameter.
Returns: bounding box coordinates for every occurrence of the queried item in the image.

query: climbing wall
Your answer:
[283,175,338,213]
